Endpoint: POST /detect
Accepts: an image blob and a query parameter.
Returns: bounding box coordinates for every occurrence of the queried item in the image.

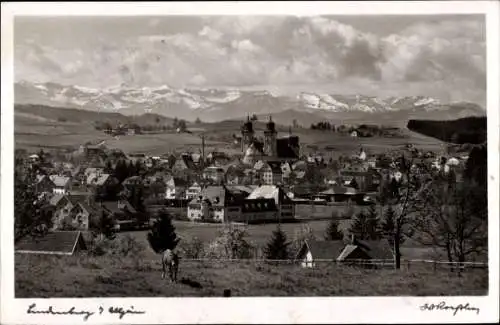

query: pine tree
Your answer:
[381,205,396,246]
[324,219,344,241]
[264,226,291,260]
[366,205,382,240]
[147,209,180,254]
[348,210,380,241]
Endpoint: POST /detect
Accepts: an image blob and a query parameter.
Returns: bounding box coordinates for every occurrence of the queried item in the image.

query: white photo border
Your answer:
[1,1,499,324]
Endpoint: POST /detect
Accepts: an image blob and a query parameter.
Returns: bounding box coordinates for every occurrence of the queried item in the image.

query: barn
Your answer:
[295,240,346,268]
[15,231,87,256]
[337,239,394,268]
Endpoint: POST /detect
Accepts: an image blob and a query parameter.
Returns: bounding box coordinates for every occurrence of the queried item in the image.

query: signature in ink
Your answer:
[420,301,480,316]
[27,303,95,321]
[108,306,146,319]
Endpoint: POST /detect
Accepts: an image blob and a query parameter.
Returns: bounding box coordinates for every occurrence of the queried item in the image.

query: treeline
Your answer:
[407,117,486,144]
[310,122,403,138]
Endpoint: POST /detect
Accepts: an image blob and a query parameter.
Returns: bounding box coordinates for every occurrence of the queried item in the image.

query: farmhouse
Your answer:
[295,240,346,268]
[15,231,87,256]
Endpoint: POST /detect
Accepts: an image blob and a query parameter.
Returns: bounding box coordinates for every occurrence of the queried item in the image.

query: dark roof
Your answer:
[356,239,394,260]
[296,240,346,260]
[16,231,87,255]
[241,198,277,212]
[101,200,137,215]
[67,193,91,206]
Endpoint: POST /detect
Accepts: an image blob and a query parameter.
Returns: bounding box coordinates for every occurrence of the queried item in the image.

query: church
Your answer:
[240,116,300,165]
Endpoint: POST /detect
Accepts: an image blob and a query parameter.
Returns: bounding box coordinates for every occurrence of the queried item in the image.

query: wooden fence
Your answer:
[147,257,488,272]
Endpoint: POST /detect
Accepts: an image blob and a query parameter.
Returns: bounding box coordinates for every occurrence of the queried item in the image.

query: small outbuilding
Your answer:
[15,231,87,256]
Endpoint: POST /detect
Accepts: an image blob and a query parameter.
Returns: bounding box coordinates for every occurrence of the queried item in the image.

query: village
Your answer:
[14,114,482,269]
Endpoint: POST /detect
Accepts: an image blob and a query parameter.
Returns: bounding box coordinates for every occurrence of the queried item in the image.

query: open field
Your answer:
[15,254,488,297]
[15,109,444,156]
[112,220,442,261]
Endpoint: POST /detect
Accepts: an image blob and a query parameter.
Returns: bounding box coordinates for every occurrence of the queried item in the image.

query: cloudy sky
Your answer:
[14,15,486,106]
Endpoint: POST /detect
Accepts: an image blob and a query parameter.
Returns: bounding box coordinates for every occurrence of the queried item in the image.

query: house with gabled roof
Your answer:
[49,175,71,194]
[187,186,243,222]
[295,240,346,268]
[254,160,283,185]
[173,153,197,172]
[15,231,87,256]
[51,193,94,230]
[165,176,189,199]
[337,237,394,268]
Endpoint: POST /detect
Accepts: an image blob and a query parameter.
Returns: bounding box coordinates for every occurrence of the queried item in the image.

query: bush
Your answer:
[204,225,254,259]
[109,234,145,257]
[178,237,204,259]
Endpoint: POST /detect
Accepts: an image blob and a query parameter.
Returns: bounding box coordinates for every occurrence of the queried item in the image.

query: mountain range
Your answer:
[14,81,486,125]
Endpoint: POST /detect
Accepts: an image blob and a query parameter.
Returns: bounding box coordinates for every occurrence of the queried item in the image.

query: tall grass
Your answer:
[15,254,488,298]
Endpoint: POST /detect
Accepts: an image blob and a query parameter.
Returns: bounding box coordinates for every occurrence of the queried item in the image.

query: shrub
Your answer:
[324,219,344,241]
[109,234,145,257]
[204,225,253,259]
[178,236,204,259]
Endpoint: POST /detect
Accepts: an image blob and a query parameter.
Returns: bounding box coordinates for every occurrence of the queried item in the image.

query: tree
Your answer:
[380,205,404,247]
[464,144,487,187]
[365,205,382,240]
[14,167,53,243]
[177,119,187,132]
[324,219,344,241]
[264,226,291,260]
[292,119,298,128]
[381,154,429,269]
[147,209,180,254]
[114,159,129,183]
[348,211,379,240]
[413,177,487,270]
[173,117,179,128]
[205,225,253,259]
[92,210,116,241]
[195,117,202,124]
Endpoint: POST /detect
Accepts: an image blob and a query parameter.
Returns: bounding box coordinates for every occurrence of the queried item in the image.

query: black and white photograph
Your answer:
[1,1,499,324]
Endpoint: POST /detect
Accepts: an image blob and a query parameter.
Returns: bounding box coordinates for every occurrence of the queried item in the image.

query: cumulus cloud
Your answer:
[14,15,486,105]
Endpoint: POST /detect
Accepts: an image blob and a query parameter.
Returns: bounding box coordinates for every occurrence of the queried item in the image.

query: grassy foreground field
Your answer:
[15,254,488,297]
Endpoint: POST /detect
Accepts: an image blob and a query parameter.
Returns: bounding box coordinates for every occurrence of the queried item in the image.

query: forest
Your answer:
[407,117,486,144]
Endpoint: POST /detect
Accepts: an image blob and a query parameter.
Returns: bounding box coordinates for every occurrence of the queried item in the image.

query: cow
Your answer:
[161,249,179,283]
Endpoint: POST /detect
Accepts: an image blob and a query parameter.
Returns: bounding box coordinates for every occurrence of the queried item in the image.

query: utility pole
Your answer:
[201,133,205,168]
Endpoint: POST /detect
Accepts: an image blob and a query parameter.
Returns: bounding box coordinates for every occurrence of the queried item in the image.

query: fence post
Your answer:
[433,260,437,273]
[407,260,410,271]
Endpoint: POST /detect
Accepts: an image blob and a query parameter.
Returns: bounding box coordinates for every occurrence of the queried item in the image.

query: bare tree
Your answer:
[413,175,487,272]
[383,154,430,269]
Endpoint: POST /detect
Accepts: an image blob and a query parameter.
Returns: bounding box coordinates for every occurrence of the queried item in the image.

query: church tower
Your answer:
[264,115,277,157]
[241,115,254,152]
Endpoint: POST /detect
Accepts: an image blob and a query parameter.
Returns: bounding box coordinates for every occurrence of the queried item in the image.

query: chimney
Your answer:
[351,234,355,244]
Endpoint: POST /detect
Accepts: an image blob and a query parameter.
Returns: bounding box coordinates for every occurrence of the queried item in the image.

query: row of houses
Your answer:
[186,185,294,224]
